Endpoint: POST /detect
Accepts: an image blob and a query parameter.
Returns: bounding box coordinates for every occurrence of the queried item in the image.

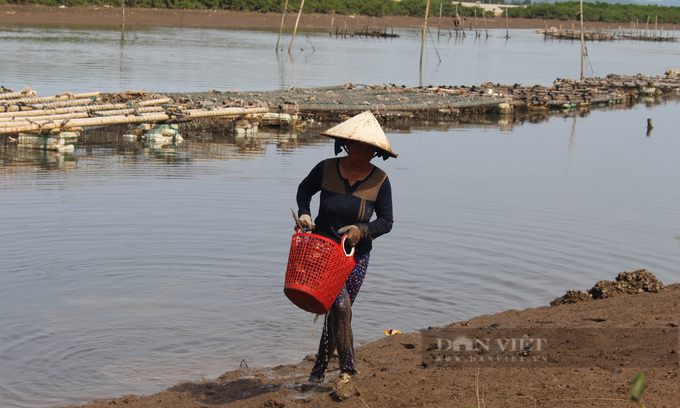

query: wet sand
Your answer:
[58,272,679,407]
[2,4,674,31]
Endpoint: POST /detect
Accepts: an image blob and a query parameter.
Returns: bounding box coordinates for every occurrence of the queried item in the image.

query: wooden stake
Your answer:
[276,0,289,51]
[506,7,510,39]
[438,3,442,40]
[121,0,125,44]
[644,15,649,37]
[474,10,478,37]
[419,0,431,87]
[288,0,305,53]
[580,0,585,79]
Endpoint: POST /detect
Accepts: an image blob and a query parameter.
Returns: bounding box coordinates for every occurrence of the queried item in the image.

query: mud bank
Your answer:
[2,5,677,31]
[61,271,680,408]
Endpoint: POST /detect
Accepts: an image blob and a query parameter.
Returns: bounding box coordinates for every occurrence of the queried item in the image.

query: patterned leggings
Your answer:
[310,253,370,380]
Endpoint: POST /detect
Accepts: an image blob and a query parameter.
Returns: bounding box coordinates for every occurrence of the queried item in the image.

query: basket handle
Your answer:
[340,233,355,258]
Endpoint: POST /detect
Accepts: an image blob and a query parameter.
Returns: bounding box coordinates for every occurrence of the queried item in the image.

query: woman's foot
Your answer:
[308,374,324,384]
[331,371,358,400]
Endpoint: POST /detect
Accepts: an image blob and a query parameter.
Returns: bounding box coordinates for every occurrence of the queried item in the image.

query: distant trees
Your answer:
[507,1,680,24]
[4,0,680,24]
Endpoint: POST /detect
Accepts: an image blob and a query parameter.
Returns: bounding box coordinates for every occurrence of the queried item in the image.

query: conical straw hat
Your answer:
[320,111,397,158]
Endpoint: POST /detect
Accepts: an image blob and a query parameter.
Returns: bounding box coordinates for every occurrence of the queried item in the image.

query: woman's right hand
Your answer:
[296,214,313,231]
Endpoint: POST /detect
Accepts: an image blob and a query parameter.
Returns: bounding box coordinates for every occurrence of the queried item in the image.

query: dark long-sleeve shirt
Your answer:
[297,158,393,256]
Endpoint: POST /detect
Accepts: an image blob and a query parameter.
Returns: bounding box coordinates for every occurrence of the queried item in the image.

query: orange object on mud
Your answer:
[284,230,356,314]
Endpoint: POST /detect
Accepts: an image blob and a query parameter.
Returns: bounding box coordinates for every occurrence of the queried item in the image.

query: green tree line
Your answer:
[3,0,680,24]
[508,1,680,24]
[2,0,493,17]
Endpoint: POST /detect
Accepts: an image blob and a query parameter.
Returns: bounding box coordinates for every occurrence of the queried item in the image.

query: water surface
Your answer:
[1,25,679,94]
[0,24,679,408]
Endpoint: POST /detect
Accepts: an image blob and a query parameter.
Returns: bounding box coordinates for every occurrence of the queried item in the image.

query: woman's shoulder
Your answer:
[322,157,341,165]
[371,164,388,181]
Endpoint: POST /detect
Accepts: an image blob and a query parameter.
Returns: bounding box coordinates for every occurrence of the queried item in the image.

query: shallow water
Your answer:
[1,25,679,94]
[1,24,679,408]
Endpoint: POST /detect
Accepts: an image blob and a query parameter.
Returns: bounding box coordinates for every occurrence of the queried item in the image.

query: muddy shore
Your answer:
[58,271,679,408]
[2,4,676,31]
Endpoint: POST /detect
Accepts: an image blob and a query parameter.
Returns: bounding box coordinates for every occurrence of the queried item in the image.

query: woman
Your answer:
[295,111,397,400]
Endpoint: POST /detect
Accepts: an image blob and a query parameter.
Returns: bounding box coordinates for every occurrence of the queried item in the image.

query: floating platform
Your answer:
[539,28,676,42]
[166,71,679,124]
[2,71,678,139]
[541,29,616,41]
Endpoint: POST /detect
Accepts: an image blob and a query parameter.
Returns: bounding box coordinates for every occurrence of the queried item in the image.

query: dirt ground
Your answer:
[58,271,679,408]
[1,4,675,32]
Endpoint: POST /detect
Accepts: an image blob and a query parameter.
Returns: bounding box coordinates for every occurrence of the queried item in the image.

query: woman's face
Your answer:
[347,141,377,164]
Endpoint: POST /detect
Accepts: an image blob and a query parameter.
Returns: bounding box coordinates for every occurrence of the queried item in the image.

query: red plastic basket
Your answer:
[284,230,356,314]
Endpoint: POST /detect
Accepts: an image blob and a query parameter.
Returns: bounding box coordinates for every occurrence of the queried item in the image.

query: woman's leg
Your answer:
[309,290,346,381]
[309,253,370,380]
[336,253,369,373]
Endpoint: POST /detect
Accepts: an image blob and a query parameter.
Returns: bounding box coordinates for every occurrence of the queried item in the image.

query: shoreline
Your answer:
[2,5,678,31]
[60,272,680,408]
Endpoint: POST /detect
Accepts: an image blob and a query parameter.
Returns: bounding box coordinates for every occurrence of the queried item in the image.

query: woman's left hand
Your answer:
[338,225,366,247]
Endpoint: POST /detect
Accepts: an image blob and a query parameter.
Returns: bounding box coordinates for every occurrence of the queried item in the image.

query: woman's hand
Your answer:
[338,225,367,247]
[296,214,313,231]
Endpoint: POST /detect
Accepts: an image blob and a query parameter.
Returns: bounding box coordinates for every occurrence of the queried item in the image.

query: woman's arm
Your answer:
[366,176,393,240]
[296,160,324,217]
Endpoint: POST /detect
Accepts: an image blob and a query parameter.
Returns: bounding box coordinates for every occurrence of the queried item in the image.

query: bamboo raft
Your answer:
[0,88,267,136]
[2,70,678,142]
[343,27,399,38]
[541,29,616,41]
[539,26,677,42]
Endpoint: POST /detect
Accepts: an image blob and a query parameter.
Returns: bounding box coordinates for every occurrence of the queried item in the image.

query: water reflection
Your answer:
[1,94,674,175]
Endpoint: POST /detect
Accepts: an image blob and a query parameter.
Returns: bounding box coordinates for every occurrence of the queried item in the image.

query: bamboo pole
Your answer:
[1,107,269,134]
[455,4,459,37]
[455,5,465,38]
[483,11,488,38]
[0,107,167,128]
[419,0,431,87]
[1,99,98,113]
[506,7,510,39]
[580,0,585,79]
[0,98,173,118]
[121,0,125,43]
[276,0,289,51]
[438,3,442,40]
[288,0,305,53]
[1,92,100,106]
[645,15,649,37]
[474,10,478,37]
[0,89,37,100]
[427,28,441,62]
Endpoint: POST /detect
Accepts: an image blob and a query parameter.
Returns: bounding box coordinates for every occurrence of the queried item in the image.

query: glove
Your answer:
[338,224,368,247]
[296,214,313,231]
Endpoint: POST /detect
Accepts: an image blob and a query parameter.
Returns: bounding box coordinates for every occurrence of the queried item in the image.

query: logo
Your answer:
[421,327,678,368]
